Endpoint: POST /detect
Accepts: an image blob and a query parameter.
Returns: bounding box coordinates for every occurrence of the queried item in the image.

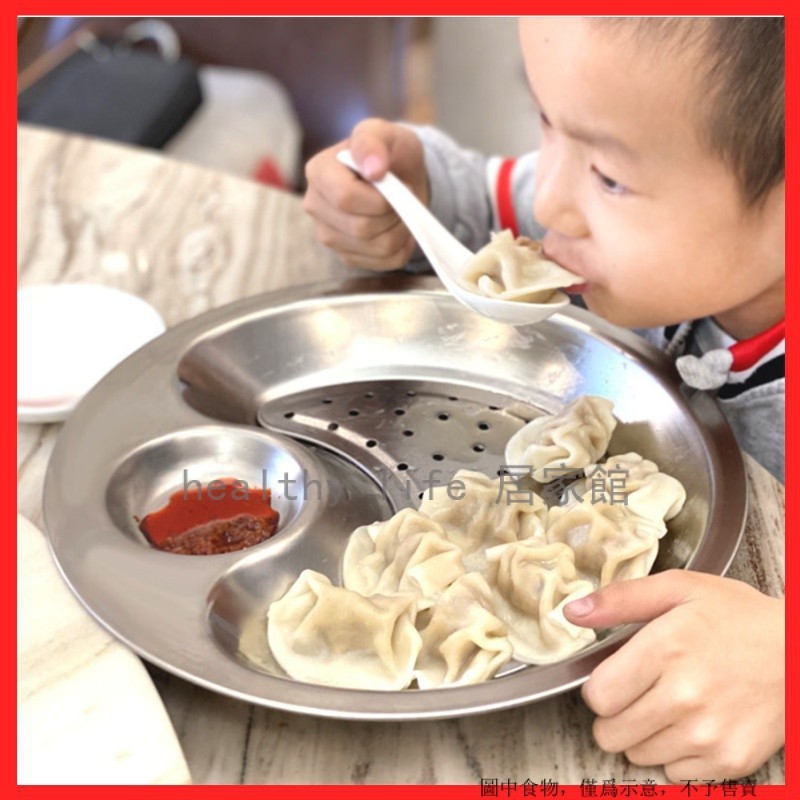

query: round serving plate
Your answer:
[43,274,747,721]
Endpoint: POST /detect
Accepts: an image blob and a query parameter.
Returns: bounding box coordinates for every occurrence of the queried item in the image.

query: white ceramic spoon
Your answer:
[336,148,570,326]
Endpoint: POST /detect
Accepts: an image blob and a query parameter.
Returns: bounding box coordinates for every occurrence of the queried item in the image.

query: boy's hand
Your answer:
[303,118,429,271]
[564,570,784,782]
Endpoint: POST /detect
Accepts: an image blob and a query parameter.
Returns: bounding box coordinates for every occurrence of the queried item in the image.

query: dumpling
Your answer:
[505,396,617,482]
[546,502,662,589]
[414,573,513,689]
[267,570,421,690]
[460,230,581,303]
[342,508,465,608]
[582,452,687,534]
[485,540,597,664]
[418,469,547,571]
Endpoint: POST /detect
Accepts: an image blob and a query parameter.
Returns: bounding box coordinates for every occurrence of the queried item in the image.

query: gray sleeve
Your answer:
[717,382,785,484]
[414,125,494,251]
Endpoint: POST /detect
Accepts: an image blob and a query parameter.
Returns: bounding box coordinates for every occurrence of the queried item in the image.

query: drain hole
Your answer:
[394,409,406,416]
[448,396,459,401]
[403,430,414,437]
[349,409,360,417]
[473,444,486,453]
[364,392,374,399]
[283,411,295,419]
[437,413,450,421]
[432,453,445,461]
[397,463,409,471]
[478,421,490,431]
[328,422,339,431]
[407,390,417,397]
[488,405,502,411]
[366,439,377,448]
[322,398,333,405]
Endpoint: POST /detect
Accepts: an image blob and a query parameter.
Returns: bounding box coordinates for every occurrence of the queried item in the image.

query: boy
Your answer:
[303,18,784,781]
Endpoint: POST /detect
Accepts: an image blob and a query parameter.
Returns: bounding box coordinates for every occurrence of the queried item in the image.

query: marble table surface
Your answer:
[17,123,786,785]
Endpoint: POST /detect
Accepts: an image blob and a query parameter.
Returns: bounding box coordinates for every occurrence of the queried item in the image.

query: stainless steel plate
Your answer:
[43,275,746,720]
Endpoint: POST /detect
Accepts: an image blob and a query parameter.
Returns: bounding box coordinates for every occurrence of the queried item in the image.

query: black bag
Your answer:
[18,27,202,148]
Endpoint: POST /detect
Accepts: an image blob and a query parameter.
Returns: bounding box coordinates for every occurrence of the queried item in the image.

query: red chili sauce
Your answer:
[139,478,280,555]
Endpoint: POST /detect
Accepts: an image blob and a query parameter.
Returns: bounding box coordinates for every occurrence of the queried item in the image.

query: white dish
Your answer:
[17,284,165,423]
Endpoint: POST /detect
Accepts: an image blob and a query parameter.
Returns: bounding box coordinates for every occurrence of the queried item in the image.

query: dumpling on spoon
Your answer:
[460,230,581,303]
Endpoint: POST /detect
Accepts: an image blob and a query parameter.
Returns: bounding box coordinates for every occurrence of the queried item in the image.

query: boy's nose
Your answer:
[533,151,590,240]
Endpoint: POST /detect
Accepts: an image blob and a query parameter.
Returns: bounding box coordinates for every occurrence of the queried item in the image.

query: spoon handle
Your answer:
[336,149,473,294]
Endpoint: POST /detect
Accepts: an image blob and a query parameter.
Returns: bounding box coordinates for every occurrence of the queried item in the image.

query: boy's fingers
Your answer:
[336,243,417,272]
[590,668,677,750]
[350,119,398,180]
[304,187,399,239]
[622,724,690,768]
[310,220,416,271]
[580,621,664,717]
[564,569,697,628]
[304,171,392,219]
[349,119,427,202]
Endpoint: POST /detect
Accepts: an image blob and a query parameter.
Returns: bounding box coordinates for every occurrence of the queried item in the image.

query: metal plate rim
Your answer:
[42,275,747,720]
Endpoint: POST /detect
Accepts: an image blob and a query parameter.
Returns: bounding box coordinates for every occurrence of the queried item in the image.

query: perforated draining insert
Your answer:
[257,379,551,511]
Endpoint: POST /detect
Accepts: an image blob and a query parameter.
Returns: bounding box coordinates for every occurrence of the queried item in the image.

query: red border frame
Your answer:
[12,6,794,798]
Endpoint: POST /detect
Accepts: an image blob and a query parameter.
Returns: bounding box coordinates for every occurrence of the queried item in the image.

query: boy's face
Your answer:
[519,18,784,336]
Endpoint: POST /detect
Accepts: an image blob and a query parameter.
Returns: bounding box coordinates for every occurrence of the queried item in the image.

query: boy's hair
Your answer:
[596,17,784,207]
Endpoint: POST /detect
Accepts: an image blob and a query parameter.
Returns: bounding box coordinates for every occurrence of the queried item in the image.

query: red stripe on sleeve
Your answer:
[496,158,519,237]
[730,318,785,371]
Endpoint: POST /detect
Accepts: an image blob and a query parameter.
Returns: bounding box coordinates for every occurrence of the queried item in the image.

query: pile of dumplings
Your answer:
[459,230,581,304]
[267,396,687,691]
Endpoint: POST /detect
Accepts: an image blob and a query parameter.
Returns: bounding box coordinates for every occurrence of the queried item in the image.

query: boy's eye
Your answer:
[593,167,628,196]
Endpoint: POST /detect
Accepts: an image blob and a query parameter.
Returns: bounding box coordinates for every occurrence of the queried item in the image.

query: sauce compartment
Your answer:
[105,425,318,554]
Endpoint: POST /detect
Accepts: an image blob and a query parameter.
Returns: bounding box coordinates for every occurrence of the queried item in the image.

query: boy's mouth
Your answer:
[542,242,590,293]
